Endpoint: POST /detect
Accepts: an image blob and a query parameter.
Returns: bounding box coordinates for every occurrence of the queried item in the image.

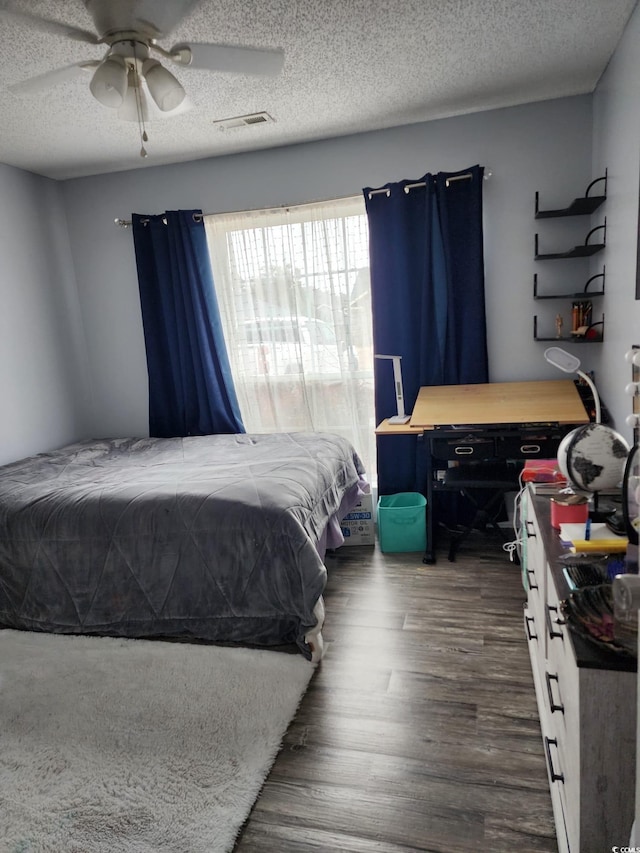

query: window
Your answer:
[204,197,375,477]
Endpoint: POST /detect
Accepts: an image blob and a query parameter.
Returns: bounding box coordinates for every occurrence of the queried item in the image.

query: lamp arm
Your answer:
[391,356,405,419]
[577,369,601,424]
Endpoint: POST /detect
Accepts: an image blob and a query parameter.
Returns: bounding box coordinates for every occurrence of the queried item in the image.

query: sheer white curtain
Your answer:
[204,196,375,476]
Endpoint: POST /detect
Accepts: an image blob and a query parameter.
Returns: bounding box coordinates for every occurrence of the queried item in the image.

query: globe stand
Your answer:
[588,491,618,523]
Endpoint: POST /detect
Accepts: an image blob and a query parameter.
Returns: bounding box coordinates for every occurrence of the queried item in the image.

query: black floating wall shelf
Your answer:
[533,269,606,300]
[535,173,607,219]
[533,316,605,343]
[532,172,608,344]
[534,221,606,260]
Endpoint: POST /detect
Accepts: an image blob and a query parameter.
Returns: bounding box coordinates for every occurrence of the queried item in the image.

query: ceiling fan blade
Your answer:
[170,42,285,76]
[0,5,99,43]
[85,0,200,41]
[8,62,99,96]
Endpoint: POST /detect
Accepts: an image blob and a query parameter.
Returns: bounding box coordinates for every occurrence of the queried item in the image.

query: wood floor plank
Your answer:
[244,779,485,851]
[233,534,558,853]
[236,822,442,853]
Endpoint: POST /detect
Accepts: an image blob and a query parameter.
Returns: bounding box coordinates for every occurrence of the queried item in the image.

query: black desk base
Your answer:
[421,423,574,564]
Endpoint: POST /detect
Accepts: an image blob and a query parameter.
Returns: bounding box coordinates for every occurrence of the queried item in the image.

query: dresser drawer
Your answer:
[495,435,562,459]
[544,653,579,792]
[538,711,571,853]
[542,624,580,851]
[430,437,495,460]
[523,493,547,620]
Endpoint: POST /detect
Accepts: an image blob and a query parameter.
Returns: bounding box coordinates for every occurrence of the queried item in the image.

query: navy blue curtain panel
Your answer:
[363,165,488,495]
[132,210,245,437]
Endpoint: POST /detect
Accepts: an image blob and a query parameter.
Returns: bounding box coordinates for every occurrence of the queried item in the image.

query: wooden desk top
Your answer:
[410,379,589,429]
[376,379,590,434]
[375,419,424,435]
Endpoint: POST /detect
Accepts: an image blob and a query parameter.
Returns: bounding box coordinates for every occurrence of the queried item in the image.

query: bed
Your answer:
[0,432,367,660]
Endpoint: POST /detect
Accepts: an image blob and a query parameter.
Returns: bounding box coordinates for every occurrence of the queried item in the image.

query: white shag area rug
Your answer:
[0,629,315,853]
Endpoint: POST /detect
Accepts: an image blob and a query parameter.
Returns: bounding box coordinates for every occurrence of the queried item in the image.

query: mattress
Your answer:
[0,432,366,657]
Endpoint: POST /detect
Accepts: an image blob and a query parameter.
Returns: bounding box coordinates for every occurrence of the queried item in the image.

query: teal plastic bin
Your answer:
[377,492,427,553]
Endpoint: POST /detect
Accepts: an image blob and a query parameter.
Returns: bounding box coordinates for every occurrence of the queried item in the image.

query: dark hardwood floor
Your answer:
[234,530,558,853]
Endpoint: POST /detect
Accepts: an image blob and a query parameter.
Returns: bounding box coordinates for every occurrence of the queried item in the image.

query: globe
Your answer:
[557,423,630,494]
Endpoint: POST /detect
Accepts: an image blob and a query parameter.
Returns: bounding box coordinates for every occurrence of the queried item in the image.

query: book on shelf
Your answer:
[571,300,592,335]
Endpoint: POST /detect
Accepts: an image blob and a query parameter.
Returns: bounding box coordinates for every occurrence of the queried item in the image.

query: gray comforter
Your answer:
[0,432,365,657]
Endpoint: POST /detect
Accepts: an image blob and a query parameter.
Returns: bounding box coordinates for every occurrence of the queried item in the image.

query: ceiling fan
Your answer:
[1,0,284,148]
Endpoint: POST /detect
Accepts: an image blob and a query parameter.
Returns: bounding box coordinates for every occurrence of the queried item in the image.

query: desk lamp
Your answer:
[375,354,410,424]
[544,346,601,423]
[545,346,629,522]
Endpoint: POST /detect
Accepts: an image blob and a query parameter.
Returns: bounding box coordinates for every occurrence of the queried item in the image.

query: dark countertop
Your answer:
[530,489,637,673]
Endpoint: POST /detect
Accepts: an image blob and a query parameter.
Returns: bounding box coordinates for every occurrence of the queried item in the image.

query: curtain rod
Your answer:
[366,168,492,200]
[115,212,203,229]
[114,192,365,228]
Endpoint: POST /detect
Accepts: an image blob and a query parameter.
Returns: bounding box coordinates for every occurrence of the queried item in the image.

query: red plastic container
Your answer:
[550,497,589,529]
[522,459,566,484]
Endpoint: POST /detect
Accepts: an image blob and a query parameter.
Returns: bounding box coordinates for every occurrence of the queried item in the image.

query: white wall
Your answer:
[61,95,593,439]
[592,1,640,444]
[4,5,640,463]
[590,8,640,838]
[0,164,91,464]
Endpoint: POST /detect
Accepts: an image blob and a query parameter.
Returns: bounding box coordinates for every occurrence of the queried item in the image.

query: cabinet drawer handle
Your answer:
[544,737,565,783]
[454,446,475,455]
[525,520,536,539]
[548,604,566,625]
[520,444,541,454]
[545,672,564,714]
[546,604,565,639]
[525,614,537,641]
[526,569,538,590]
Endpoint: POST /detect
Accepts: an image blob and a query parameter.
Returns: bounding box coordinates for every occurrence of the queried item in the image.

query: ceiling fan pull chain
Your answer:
[130,40,148,158]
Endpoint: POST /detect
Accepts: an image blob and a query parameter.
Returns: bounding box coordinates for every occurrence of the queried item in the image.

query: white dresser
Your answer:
[523,486,637,852]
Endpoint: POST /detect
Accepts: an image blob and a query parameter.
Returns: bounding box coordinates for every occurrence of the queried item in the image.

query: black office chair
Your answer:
[438,461,522,561]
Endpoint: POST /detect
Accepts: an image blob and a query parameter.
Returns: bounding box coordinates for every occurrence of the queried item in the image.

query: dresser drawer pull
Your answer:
[545,672,564,714]
[454,446,475,455]
[546,604,565,639]
[526,569,538,590]
[520,444,541,454]
[525,614,537,641]
[525,520,536,539]
[544,737,565,783]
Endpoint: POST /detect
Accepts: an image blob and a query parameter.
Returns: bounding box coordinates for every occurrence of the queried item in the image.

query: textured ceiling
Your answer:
[0,0,636,181]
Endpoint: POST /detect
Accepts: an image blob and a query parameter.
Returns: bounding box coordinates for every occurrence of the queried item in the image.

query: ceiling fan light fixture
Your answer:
[118,80,152,123]
[142,58,185,112]
[89,53,128,108]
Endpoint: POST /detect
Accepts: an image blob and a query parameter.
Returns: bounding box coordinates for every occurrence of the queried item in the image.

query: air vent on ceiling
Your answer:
[213,112,275,131]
